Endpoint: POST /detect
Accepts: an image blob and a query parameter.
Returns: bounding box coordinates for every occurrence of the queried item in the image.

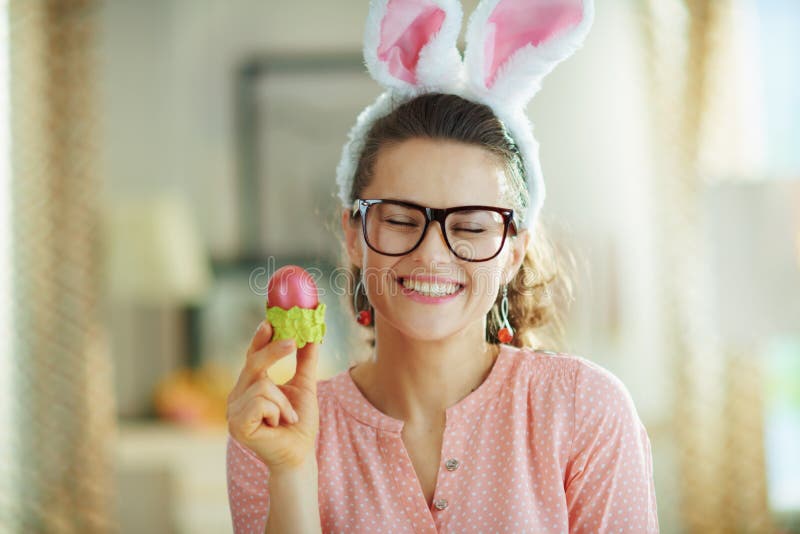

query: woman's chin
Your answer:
[384,314,474,343]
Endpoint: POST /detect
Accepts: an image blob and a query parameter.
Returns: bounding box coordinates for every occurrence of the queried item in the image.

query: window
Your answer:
[757,0,800,178]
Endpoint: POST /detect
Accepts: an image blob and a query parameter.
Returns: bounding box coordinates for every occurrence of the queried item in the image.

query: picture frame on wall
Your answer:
[234,53,382,261]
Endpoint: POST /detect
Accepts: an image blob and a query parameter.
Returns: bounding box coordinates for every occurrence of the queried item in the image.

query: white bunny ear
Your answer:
[363,0,465,96]
[463,0,594,109]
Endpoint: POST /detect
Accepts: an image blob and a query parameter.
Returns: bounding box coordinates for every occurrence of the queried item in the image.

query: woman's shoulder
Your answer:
[508,346,646,451]
[506,344,590,379]
[509,345,637,405]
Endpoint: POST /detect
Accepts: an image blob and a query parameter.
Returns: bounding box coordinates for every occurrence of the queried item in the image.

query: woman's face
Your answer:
[342,137,531,342]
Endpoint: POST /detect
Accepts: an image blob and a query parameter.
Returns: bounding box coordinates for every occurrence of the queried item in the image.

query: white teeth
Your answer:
[400,278,461,297]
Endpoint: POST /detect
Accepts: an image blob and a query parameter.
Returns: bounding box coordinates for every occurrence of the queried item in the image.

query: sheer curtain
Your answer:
[4,1,116,532]
[642,0,774,532]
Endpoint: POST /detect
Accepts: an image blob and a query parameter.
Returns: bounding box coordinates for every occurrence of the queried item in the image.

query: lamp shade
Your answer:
[106,194,212,305]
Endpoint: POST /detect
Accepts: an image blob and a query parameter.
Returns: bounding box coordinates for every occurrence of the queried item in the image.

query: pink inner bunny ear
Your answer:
[484,0,584,88]
[378,0,447,85]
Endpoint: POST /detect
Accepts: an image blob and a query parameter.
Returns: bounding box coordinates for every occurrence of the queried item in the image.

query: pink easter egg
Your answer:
[266,265,320,310]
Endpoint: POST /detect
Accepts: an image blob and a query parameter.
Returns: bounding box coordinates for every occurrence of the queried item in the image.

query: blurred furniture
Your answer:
[106,194,212,416]
[115,419,232,534]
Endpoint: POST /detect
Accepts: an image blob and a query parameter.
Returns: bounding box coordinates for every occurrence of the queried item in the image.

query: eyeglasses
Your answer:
[351,198,518,262]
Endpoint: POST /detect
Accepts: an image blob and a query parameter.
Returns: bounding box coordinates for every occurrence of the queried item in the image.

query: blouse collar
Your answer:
[330,343,516,433]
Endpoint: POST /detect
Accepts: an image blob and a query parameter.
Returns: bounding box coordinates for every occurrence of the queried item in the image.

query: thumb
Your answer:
[291,341,319,393]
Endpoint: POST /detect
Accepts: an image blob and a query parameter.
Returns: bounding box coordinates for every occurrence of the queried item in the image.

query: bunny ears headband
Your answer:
[335,0,595,230]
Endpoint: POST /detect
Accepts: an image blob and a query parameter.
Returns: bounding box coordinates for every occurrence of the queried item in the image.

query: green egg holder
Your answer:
[265,302,326,349]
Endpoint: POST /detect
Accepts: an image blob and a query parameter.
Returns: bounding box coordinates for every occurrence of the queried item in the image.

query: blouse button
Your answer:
[445,458,460,471]
[433,499,449,510]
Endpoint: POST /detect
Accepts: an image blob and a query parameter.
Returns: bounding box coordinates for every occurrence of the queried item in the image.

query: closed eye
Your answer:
[385,219,418,227]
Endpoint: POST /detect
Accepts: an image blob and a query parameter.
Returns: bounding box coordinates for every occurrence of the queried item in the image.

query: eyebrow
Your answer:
[381,197,494,209]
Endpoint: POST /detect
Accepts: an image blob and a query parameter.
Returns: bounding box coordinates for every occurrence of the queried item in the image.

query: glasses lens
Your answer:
[446,209,506,261]
[364,202,426,255]
[364,202,508,261]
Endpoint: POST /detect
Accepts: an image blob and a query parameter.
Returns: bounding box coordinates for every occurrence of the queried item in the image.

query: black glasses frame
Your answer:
[351,198,518,262]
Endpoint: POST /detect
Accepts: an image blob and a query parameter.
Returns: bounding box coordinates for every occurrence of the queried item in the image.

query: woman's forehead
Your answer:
[366,138,512,206]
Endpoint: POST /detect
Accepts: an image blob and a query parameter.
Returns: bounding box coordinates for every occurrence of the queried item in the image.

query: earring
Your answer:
[497,284,514,343]
[354,277,373,326]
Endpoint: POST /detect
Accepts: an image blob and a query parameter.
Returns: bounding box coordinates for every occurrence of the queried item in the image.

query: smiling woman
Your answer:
[344,132,532,348]
[225,0,660,532]
[340,95,571,353]
[227,86,658,534]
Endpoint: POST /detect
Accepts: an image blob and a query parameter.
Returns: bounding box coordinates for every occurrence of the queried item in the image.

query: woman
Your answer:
[226,1,658,533]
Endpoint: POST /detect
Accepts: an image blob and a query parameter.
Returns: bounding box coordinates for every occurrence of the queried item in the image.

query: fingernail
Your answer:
[291,410,299,423]
[279,338,295,349]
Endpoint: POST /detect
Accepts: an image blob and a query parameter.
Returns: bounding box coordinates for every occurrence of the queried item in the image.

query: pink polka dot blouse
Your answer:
[227,344,659,533]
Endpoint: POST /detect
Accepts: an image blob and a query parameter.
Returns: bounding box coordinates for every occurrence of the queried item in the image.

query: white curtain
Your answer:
[4,1,116,532]
[642,0,774,532]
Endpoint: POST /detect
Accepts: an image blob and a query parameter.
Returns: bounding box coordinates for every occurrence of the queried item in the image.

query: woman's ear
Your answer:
[341,208,364,268]
[503,228,531,285]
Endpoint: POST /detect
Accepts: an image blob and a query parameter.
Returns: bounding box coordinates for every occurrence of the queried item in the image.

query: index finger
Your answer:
[228,321,275,401]
[247,320,273,357]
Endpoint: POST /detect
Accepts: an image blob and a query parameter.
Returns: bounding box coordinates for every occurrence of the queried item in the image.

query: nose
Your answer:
[410,220,452,261]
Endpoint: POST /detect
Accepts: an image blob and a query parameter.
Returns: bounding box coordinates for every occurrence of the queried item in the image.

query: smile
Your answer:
[398,277,465,302]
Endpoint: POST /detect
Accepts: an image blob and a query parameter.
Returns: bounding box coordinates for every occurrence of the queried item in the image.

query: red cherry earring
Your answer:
[497,284,514,344]
[354,277,372,326]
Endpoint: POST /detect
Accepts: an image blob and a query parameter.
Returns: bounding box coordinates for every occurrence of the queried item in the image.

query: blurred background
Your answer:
[0,0,798,532]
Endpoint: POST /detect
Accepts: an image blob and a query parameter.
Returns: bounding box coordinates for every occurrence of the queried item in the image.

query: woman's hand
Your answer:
[226,320,320,476]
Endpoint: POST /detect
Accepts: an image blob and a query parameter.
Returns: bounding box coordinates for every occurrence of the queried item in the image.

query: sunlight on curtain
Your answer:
[695,0,766,183]
[642,0,777,531]
[5,1,115,530]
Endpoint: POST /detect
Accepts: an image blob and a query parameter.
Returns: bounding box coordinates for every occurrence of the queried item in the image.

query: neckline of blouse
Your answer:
[334,343,515,433]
